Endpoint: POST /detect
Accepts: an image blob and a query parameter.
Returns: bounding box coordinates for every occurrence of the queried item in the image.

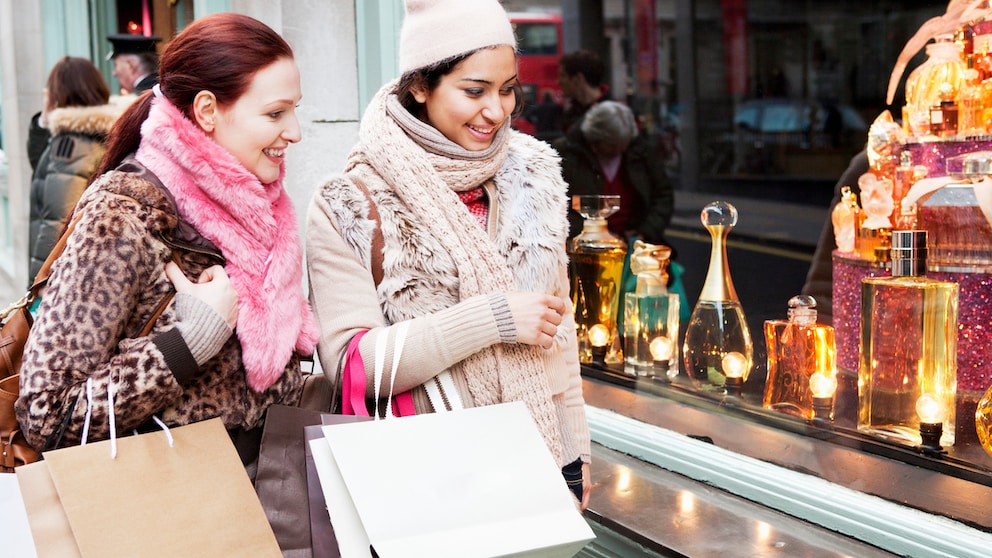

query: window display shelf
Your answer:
[580,364,992,533]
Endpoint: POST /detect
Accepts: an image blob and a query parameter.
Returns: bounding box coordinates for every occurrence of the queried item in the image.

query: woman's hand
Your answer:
[506,292,566,349]
[580,462,591,511]
[165,262,239,329]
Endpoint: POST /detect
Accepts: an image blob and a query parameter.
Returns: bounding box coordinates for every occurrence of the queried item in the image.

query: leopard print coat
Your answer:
[15,159,303,450]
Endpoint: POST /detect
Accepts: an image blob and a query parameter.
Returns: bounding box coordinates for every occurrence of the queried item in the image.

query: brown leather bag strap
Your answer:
[28,210,86,295]
[350,176,385,287]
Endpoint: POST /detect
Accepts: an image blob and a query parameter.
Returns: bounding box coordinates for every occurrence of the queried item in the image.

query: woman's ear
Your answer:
[411,82,429,104]
[192,90,218,133]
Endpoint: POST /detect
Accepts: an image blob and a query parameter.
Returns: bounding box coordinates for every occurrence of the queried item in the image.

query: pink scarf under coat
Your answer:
[135,97,319,392]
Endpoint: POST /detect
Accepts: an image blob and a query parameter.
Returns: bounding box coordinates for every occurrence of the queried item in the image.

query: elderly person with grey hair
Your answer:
[553,100,674,246]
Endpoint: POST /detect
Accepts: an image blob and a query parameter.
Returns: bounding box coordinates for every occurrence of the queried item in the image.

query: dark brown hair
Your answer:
[394,47,524,120]
[96,12,294,177]
[47,56,110,109]
[558,50,605,87]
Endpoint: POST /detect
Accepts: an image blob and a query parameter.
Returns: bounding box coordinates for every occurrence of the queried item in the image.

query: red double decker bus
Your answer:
[510,13,563,136]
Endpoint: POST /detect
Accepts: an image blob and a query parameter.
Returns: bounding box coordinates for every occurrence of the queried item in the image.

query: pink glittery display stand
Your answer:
[832,250,992,401]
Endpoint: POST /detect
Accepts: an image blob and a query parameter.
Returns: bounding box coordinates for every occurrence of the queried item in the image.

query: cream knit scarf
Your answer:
[136,97,320,392]
[346,83,564,464]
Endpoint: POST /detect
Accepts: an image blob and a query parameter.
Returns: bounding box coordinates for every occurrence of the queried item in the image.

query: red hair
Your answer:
[97,13,294,178]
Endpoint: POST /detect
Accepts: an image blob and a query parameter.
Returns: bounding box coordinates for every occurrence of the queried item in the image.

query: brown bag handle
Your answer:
[350,176,385,287]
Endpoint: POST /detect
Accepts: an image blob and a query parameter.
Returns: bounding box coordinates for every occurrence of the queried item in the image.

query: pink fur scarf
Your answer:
[135,97,319,392]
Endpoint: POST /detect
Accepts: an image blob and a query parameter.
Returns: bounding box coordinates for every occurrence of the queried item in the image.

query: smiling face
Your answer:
[208,57,302,184]
[412,45,518,151]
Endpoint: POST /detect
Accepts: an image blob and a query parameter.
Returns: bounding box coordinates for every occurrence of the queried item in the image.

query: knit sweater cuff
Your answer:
[172,293,233,367]
[487,292,517,343]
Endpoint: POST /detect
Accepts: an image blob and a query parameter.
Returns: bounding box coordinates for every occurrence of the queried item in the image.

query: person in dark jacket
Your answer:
[27,56,129,281]
[800,149,869,325]
[553,100,674,246]
[107,34,161,95]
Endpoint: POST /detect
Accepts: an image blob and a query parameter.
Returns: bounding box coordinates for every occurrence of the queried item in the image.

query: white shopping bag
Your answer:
[310,401,595,558]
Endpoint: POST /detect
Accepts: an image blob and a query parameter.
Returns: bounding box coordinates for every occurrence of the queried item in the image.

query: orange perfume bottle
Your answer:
[763,295,836,420]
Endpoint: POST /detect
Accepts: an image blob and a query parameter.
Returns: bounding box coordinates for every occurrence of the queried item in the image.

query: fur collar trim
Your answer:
[46,96,133,136]
[136,97,318,392]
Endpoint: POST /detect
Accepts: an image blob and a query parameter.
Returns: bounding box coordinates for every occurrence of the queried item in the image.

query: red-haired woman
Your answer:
[16,12,318,469]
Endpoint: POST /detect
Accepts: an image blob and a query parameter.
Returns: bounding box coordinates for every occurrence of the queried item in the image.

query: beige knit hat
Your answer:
[399,0,517,74]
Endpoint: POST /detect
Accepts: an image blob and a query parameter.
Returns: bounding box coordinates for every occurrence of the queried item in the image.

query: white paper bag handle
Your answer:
[373,321,409,420]
[80,375,173,459]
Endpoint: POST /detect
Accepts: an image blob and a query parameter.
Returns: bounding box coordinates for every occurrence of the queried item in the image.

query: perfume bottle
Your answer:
[977,383,992,459]
[568,195,627,364]
[859,230,958,447]
[623,240,680,379]
[763,295,836,420]
[683,201,753,391]
[904,34,966,137]
[831,185,859,253]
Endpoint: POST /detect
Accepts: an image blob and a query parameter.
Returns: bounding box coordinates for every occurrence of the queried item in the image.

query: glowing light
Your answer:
[721,351,747,379]
[916,393,945,424]
[649,336,674,361]
[588,324,610,347]
[809,372,838,398]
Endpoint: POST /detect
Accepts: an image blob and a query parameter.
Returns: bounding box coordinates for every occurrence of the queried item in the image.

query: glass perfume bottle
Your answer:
[623,240,680,379]
[976,383,992,459]
[859,230,958,447]
[763,295,836,420]
[568,195,627,364]
[682,201,753,391]
[904,34,966,137]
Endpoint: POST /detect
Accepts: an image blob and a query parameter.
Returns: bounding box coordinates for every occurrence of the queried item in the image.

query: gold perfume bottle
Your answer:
[763,295,836,420]
[568,195,627,364]
[623,241,680,379]
[682,201,753,391]
[859,230,958,447]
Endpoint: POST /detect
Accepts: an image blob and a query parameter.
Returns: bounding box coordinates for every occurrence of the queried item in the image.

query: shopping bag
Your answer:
[305,417,371,558]
[255,404,326,557]
[310,401,595,558]
[15,460,80,558]
[39,417,282,558]
[1,471,42,558]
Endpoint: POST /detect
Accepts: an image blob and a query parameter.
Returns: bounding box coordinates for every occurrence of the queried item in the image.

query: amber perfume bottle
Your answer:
[623,240,680,379]
[859,230,958,447]
[763,295,836,420]
[568,195,627,364]
[682,201,752,391]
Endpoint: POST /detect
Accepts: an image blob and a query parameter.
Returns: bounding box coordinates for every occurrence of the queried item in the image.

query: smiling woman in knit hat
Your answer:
[307,0,592,509]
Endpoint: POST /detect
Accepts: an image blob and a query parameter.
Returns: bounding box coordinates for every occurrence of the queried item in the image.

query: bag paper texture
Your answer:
[311,401,594,558]
[38,418,281,558]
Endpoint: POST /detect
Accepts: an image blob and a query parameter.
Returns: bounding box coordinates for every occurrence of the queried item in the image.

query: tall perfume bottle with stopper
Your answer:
[859,230,958,447]
[568,195,627,364]
[763,295,836,420]
[682,201,753,391]
[623,240,680,379]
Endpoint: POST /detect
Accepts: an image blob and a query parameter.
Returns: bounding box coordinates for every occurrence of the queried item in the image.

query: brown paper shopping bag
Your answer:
[15,460,82,558]
[39,417,281,558]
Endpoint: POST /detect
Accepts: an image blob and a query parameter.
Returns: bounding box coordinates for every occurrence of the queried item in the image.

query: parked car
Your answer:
[706,98,868,177]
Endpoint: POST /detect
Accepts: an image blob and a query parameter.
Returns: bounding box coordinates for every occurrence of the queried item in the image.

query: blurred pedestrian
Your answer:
[558,49,609,133]
[27,56,129,280]
[553,100,673,246]
[107,33,161,95]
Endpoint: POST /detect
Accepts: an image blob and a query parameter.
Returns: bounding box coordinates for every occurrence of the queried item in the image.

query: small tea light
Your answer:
[649,335,675,381]
[809,371,838,422]
[722,351,747,398]
[588,323,610,366]
[916,393,946,456]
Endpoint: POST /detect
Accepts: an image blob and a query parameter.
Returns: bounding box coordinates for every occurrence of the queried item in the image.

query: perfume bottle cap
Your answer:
[890,229,928,276]
[787,295,817,325]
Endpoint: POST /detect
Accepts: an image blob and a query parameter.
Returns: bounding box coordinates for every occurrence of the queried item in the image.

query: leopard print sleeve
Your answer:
[16,191,181,449]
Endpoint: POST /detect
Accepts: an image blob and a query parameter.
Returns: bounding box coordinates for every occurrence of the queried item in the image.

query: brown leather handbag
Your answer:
[0,210,86,471]
[1,200,174,471]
